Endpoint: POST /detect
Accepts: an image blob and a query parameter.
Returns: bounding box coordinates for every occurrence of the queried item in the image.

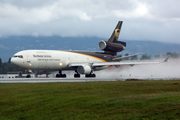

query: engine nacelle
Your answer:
[77,65,91,74]
[98,40,125,52]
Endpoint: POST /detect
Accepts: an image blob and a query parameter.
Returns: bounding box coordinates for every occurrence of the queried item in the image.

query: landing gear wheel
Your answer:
[56,74,59,77]
[56,70,66,78]
[62,74,66,78]
[74,70,80,78]
[26,75,31,78]
[85,74,89,77]
[74,74,80,78]
[56,74,66,78]
[85,74,96,78]
[92,74,96,77]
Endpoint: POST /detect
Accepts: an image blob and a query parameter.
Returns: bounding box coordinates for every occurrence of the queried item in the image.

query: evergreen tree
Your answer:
[130,55,138,61]
[0,59,24,74]
[140,54,151,60]
[8,58,11,63]
[0,58,2,66]
[123,53,129,61]
[154,54,160,59]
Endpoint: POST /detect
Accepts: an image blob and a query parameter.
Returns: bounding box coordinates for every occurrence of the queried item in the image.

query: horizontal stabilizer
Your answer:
[113,53,144,61]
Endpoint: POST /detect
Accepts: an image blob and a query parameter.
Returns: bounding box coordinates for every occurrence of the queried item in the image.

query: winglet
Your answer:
[164,56,170,62]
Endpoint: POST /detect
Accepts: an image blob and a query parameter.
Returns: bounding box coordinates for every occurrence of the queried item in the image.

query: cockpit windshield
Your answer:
[13,55,23,58]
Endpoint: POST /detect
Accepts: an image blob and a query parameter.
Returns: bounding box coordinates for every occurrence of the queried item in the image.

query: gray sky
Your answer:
[0,0,180,44]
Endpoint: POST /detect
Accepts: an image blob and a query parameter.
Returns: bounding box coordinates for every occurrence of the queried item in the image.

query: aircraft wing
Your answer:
[92,61,160,67]
[69,56,169,67]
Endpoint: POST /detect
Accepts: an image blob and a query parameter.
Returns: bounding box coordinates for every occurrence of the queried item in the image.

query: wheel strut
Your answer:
[56,70,66,78]
[74,70,80,78]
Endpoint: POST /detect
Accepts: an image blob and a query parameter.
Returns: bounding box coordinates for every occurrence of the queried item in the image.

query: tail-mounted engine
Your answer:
[98,40,126,53]
[98,21,126,55]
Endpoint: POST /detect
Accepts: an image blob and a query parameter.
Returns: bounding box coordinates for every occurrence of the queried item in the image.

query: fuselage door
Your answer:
[26,55,31,64]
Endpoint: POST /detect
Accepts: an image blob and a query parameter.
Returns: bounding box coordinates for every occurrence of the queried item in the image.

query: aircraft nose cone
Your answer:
[11,58,16,65]
[11,57,21,68]
[11,57,19,67]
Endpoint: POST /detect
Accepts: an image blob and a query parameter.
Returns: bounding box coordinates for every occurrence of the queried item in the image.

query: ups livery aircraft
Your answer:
[11,21,168,78]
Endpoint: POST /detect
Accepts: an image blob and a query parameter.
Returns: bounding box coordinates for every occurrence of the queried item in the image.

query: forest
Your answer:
[0,52,179,74]
[0,58,25,74]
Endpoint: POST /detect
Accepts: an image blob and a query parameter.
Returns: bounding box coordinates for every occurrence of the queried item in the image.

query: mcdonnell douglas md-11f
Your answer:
[11,21,169,78]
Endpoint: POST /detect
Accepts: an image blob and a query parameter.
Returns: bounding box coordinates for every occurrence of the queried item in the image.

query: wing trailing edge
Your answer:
[68,56,169,68]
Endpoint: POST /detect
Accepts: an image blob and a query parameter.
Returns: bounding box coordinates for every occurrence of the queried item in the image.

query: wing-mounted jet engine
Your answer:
[98,21,126,55]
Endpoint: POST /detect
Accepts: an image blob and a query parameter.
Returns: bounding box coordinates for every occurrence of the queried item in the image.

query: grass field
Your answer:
[0,80,180,120]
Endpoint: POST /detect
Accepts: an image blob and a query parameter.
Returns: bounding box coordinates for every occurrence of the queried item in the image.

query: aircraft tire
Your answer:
[74,74,80,78]
[85,74,96,78]
[62,74,66,78]
[56,74,66,78]
[56,74,60,78]
[26,75,31,78]
[85,74,89,77]
[92,74,96,77]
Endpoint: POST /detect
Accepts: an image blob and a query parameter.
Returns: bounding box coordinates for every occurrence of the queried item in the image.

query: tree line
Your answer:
[0,58,24,74]
[123,52,180,61]
[0,52,180,74]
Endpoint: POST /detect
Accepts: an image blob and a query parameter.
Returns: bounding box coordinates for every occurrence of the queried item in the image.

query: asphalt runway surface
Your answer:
[0,78,116,83]
[0,76,179,83]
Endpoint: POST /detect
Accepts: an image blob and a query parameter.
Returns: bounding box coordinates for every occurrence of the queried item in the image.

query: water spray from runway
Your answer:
[96,57,180,80]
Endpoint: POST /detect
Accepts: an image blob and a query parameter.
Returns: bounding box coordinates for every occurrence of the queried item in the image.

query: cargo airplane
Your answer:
[11,21,168,78]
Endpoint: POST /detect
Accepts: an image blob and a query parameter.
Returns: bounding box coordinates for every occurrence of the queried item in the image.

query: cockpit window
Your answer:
[13,55,23,58]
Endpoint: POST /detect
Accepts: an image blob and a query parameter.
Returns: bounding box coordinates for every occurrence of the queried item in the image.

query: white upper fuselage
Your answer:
[11,50,107,71]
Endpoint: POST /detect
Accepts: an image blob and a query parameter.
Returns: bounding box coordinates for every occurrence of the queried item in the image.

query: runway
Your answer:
[0,78,117,83]
[0,76,179,83]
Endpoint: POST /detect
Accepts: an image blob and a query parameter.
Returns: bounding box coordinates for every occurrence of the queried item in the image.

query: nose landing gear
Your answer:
[26,74,31,78]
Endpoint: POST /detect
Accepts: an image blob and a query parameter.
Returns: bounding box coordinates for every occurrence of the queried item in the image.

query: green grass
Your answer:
[1,80,180,120]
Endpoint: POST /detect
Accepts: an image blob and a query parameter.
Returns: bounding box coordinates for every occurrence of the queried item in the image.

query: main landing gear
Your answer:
[56,70,66,78]
[85,73,96,78]
[74,70,80,78]
[56,70,96,78]
[74,70,96,78]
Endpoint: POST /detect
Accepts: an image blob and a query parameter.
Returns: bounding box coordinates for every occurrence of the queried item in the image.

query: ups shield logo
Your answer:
[115,29,120,41]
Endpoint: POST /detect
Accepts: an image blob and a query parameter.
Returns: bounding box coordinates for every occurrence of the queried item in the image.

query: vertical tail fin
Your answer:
[108,21,123,43]
[98,21,126,55]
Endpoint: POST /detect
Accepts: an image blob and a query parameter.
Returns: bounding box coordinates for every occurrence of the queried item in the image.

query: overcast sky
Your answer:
[0,0,180,44]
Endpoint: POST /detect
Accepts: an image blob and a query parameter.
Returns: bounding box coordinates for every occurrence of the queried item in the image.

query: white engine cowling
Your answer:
[77,65,91,74]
